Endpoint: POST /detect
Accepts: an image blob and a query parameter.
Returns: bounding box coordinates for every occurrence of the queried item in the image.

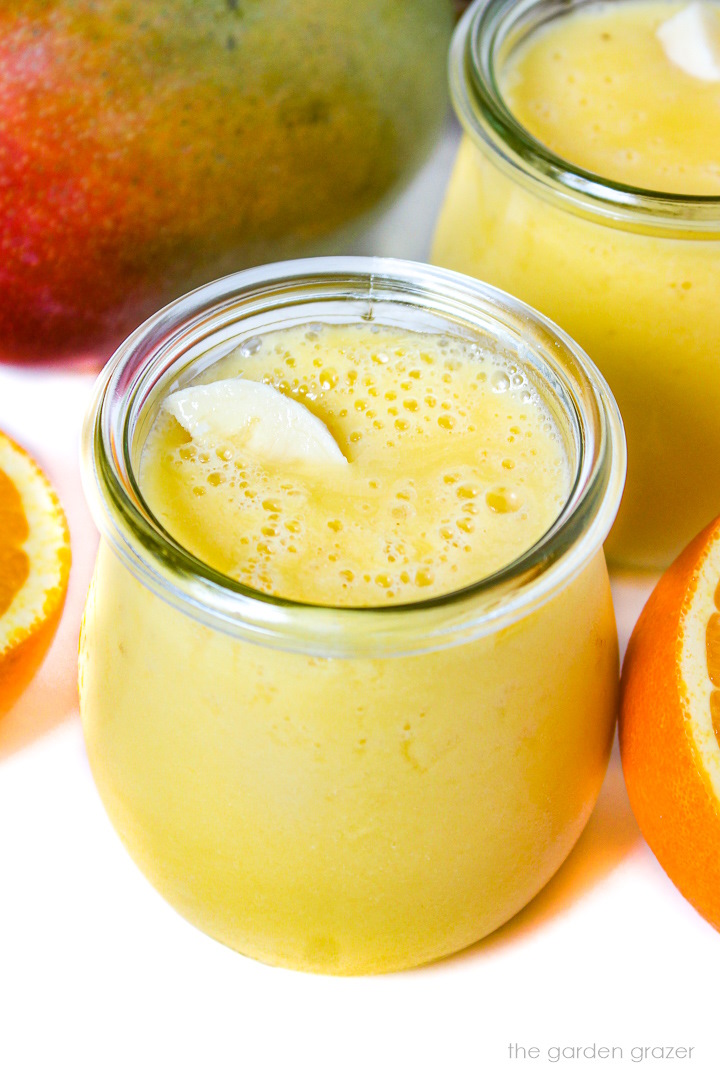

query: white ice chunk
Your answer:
[164,378,347,465]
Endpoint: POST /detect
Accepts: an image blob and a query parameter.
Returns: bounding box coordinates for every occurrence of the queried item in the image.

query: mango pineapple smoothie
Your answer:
[139,324,569,605]
[79,261,624,974]
[504,3,720,195]
[433,0,720,568]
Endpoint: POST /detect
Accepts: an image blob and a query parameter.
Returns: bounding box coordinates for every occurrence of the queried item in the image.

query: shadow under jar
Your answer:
[79,257,625,974]
[433,0,720,570]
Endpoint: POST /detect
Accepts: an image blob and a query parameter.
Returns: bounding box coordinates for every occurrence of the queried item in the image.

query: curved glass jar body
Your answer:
[432,0,720,570]
[79,258,625,974]
[0,0,453,364]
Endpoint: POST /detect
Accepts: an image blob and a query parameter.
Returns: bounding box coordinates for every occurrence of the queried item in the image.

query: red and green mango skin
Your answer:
[0,1,453,361]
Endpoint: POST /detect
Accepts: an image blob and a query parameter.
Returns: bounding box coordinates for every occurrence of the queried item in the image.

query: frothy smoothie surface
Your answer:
[139,324,570,606]
[502,2,720,195]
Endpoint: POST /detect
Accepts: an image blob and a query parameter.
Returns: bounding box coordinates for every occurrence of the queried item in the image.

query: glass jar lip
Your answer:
[452,0,720,234]
[81,256,625,657]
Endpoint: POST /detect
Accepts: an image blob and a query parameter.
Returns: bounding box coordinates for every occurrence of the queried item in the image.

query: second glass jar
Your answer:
[433,0,720,570]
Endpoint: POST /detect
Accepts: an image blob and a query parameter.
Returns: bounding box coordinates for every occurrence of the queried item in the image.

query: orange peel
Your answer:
[620,515,720,930]
[0,430,71,718]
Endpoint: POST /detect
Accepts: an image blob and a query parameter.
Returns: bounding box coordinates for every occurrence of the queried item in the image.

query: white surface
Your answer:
[1,123,718,1080]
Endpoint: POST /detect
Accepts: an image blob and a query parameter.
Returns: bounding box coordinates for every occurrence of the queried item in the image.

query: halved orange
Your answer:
[620,515,720,931]
[0,430,71,718]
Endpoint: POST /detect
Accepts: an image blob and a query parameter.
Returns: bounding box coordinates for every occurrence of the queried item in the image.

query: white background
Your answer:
[1,122,717,1080]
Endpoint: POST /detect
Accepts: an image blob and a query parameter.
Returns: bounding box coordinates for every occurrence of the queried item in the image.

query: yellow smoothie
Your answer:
[503,3,720,195]
[79,263,624,974]
[139,324,570,605]
[433,0,720,568]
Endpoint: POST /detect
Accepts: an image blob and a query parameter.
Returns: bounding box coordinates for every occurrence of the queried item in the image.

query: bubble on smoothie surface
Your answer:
[657,3,720,81]
[163,378,347,465]
[141,323,570,606]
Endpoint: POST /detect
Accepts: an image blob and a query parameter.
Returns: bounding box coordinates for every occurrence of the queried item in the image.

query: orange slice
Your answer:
[0,430,71,718]
[620,515,720,931]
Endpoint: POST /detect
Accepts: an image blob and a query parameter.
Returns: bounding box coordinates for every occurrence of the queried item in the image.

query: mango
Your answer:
[0,1,453,360]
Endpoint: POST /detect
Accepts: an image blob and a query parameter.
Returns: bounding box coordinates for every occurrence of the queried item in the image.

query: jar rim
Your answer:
[452,0,720,234]
[81,256,625,657]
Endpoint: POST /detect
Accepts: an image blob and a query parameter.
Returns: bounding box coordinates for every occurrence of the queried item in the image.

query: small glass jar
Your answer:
[80,257,625,974]
[433,0,720,570]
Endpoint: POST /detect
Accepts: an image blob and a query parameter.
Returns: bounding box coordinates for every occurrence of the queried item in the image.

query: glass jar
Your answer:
[432,0,720,570]
[79,257,625,974]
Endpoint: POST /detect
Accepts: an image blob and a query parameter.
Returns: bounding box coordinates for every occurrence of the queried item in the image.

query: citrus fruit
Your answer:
[0,430,71,718]
[619,514,720,931]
